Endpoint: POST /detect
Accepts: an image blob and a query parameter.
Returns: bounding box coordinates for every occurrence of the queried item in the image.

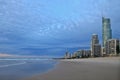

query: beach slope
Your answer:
[25,57,120,80]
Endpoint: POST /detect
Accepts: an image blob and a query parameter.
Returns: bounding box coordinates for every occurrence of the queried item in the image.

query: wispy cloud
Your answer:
[0,0,120,56]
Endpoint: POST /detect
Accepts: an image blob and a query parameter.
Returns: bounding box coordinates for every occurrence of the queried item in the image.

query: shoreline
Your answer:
[24,57,120,80]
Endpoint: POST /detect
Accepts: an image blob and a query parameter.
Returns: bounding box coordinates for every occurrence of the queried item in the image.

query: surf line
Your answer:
[0,61,26,68]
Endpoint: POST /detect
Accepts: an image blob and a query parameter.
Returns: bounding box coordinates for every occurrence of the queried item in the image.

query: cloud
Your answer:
[0,0,120,56]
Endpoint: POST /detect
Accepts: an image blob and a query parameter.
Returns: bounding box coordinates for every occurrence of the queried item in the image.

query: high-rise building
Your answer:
[102,17,112,47]
[91,34,99,44]
[105,39,119,56]
[72,51,78,58]
[84,50,91,57]
[79,50,85,58]
[64,51,71,59]
[74,50,91,58]
[93,44,101,57]
[91,34,99,56]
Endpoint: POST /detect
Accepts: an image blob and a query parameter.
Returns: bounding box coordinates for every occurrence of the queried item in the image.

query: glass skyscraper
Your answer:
[102,17,112,47]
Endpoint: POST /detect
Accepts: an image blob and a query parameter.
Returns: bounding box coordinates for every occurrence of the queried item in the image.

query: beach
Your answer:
[25,57,120,80]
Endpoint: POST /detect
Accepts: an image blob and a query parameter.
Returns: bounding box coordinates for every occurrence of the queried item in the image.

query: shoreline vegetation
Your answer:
[24,56,120,80]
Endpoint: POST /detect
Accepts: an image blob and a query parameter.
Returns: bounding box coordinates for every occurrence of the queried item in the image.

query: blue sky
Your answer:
[0,0,120,57]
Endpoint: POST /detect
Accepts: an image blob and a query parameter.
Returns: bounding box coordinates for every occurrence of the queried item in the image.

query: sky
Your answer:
[0,0,120,57]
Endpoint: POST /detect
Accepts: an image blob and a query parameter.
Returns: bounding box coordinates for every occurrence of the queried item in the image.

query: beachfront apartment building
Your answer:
[91,34,101,57]
[64,51,71,59]
[72,50,91,58]
[105,39,119,56]
[93,44,101,57]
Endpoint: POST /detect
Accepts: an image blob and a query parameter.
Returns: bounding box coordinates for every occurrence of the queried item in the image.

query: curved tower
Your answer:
[102,17,112,47]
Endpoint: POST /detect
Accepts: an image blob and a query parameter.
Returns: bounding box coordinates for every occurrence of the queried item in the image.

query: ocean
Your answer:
[0,58,57,80]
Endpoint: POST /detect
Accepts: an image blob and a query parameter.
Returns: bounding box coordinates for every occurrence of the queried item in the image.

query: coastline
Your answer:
[24,57,120,80]
[0,59,57,80]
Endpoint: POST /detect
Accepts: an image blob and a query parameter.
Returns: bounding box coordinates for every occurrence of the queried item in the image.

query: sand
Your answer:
[24,57,120,80]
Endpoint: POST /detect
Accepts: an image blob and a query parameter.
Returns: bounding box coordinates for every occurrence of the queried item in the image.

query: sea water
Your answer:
[0,58,57,80]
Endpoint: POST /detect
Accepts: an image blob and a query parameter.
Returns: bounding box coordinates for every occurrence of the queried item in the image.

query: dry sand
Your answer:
[24,57,120,80]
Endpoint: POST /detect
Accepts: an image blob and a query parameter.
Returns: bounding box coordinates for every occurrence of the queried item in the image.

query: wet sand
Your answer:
[25,57,120,80]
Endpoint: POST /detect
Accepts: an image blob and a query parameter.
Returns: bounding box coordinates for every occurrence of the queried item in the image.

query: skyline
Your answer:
[0,0,120,57]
